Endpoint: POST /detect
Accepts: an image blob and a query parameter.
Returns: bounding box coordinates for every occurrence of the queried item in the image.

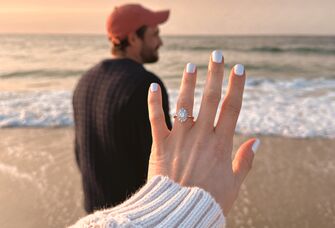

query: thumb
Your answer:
[233,138,260,187]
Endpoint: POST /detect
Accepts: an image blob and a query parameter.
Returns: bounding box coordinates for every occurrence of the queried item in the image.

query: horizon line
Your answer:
[1,32,335,37]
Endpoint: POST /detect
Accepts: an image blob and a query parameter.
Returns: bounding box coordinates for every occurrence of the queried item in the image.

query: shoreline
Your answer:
[1,128,335,227]
[1,126,334,140]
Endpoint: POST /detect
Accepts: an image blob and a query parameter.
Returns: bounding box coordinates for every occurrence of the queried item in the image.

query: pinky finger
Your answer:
[148,83,170,143]
[232,138,260,187]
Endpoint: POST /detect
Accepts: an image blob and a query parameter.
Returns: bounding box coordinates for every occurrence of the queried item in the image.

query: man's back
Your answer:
[73,58,171,213]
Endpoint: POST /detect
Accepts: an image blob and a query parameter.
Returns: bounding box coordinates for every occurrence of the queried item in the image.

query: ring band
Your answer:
[173,107,194,123]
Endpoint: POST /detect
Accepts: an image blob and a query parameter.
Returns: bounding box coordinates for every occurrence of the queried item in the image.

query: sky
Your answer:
[0,0,334,35]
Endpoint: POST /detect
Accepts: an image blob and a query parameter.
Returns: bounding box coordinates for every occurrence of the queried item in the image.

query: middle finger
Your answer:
[196,50,225,130]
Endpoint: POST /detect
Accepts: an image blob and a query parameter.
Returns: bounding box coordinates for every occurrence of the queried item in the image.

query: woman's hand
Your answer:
[147,50,260,215]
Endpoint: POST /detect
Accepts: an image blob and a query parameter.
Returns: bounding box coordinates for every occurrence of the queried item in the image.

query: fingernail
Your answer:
[252,138,260,154]
[150,83,158,92]
[234,64,245,76]
[211,50,223,63]
[186,63,196,74]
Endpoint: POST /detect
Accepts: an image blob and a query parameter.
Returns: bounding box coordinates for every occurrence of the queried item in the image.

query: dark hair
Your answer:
[112,26,147,53]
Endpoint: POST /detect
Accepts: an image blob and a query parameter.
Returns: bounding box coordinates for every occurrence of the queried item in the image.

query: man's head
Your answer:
[106,4,169,63]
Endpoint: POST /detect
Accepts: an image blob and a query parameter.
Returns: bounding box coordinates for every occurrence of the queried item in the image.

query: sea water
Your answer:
[0,34,334,138]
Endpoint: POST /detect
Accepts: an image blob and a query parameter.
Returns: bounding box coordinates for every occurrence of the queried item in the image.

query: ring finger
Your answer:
[173,63,197,130]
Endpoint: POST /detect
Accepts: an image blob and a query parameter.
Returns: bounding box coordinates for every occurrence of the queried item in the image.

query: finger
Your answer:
[233,138,260,187]
[215,64,246,141]
[148,83,170,143]
[197,50,224,129]
[174,63,197,129]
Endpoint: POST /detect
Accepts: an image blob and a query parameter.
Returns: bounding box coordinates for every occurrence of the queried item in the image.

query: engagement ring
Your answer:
[173,107,194,123]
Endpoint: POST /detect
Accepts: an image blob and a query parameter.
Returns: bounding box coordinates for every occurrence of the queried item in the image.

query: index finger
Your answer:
[148,83,170,143]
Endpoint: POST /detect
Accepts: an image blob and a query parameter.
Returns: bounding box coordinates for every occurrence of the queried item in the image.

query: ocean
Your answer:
[1,35,335,227]
[1,34,334,138]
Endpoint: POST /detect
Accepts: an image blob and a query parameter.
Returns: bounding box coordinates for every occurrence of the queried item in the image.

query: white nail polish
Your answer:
[211,50,223,63]
[252,139,260,154]
[186,63,196,74]
[150,83,158,92]
[234,64,245,76]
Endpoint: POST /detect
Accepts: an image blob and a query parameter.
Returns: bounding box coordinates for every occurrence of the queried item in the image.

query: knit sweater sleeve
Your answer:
[70,176,225,227]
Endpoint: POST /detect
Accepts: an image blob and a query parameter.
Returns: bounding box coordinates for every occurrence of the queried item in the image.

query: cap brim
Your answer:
[149,10,170,26]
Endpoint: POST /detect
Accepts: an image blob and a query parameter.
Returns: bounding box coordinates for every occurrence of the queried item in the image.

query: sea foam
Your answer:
[0,78,334,138]
[0,91,72,127]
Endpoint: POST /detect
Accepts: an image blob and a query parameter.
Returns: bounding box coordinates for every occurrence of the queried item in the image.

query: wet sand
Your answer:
[0,128,334,227]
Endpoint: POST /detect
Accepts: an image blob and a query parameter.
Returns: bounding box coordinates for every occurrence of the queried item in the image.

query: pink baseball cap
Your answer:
[106,4,170,44]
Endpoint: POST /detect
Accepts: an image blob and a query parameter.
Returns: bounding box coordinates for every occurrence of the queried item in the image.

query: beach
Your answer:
[0,128,334,227]
[1,34,335,227]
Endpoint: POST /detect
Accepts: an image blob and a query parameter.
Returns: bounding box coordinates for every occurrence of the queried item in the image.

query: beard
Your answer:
[140,44,159,63]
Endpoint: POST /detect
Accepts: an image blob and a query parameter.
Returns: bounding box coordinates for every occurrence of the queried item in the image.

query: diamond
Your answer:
[177,108,188,122]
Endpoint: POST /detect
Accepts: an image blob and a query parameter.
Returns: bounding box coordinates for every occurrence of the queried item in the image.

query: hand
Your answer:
[147,50,260,215]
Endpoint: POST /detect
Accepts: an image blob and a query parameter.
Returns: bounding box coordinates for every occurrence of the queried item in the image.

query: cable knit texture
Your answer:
[70,176,225,227]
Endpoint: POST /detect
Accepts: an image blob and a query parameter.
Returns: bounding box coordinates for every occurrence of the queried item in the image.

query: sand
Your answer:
[0,128,334,228]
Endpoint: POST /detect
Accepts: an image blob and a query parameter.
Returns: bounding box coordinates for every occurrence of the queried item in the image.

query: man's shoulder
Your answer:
[75,59,165,92]
[82,59,144,75]
[143,70,159,80]
[141,68,165,85]
[132,69,169,98]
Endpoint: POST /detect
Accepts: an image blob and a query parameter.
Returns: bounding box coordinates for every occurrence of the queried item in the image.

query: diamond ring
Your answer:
[173,107,194,123]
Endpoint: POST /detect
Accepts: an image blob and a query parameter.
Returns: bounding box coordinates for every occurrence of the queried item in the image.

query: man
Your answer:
[73,4,171,213]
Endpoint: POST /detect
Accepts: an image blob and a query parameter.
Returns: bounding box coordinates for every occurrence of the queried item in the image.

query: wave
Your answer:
[167,45,335,56]
[250,47,335,55]
[1,78,334,139]
[168,78,335,139]
[0,69,84,78]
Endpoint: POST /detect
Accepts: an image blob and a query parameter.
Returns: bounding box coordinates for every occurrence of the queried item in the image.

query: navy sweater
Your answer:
[73,58,171,213]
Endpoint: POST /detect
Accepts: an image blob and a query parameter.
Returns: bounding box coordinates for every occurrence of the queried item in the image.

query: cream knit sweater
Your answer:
[70,176,226,227]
